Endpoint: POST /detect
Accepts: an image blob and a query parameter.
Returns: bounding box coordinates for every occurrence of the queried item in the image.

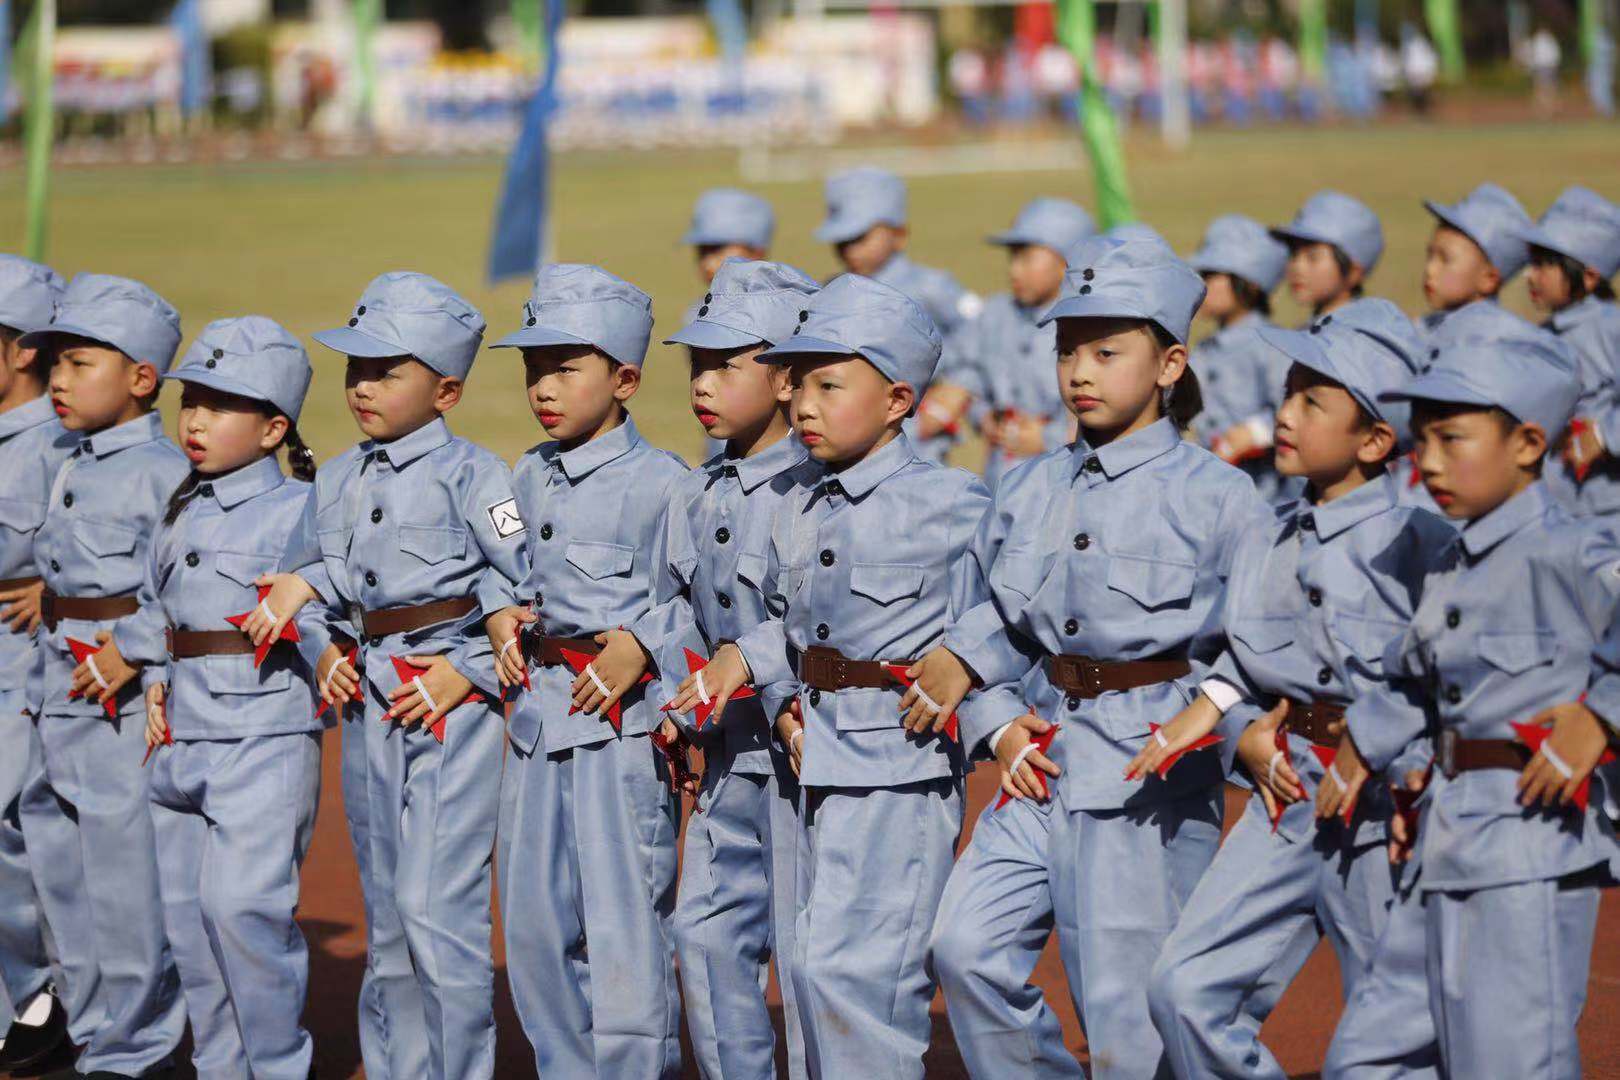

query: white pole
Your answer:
[1158,0,1190,149]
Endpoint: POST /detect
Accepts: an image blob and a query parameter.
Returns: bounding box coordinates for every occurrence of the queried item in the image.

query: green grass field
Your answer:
[2,119,1617,467]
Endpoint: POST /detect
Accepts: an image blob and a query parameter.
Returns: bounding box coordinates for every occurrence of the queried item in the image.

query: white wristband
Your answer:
[258,599,279,625]
[789,728,804,748]
[1540,741,1575,781]
[1327,763,1347,792]
[499,636,519,661]
[412,676,438,717]
[321,657,345,696]
[85,653,110,692]
[584,662,612,699]
[695,668,711,706]
[1009,742,1039,777]
[987,721,1015,756]
[1267,748,1285,785]
[1153,727,1170,749]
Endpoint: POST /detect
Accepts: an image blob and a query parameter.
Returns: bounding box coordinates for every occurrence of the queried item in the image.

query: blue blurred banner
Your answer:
[488,0,563,282]
[706,0,748,64]
[171,0,210,117]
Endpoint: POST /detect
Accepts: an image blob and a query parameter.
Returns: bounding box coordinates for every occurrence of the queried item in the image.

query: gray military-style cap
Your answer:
[0,256,64,336]
[313,271,486,381]
[167,315,314,423]
[1270,191,1385,275]
[665,258,821,351]
[1423,182,1534,281]
[492,263,656,369]
[21,272,183,373]
[1188,214,1289,293]
[1039,235,1208,346]
[757,273,942,395]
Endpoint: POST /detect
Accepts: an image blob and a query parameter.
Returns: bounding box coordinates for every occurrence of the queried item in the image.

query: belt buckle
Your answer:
[1437,729,1458,780]
[801,650,830,690]
[1079,658,1104,697]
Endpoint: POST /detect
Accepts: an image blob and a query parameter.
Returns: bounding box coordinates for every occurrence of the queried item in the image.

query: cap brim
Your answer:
[18,321,121,354]
[1423,200,1489,251]
[757,334,859,363]
[987,229,1040,248]
[311,325,411,359]
[1037,294,1159,331]
[815,215,883,245]
[164,366,288,415]
[1268,224,1336,251]
[488,326,594,351]
[664,321,766,350]
[1257,325,1339,380]
[1514,223,1579,263]
[1378,370,1497,410]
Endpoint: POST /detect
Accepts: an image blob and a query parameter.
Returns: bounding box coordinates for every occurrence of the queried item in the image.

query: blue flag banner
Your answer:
[171,0,209,117]
[488,0,563,282]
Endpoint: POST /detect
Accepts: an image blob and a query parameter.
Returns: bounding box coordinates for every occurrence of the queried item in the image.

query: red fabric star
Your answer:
[315,642,361,719]
[224,585,301,668]
[649,725,701,805]
[1145,722,1222,780]
[673,647,755,730]
[1512,720,1616,812]
[389,655,485,743]
[65,637,119,719]
[557,647,654,733]
[996,722,1061,810]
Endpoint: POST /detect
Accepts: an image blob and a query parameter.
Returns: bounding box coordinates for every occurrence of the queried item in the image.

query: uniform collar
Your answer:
[725,431,808,494]
[80,410,165,459]
[821,430,915,499]
[201,455,286,510]
[1071,417,1181,481]
[1207,310,1262,347]
[549,414,642,482]
[0,394,58,441]
[1297,471,1399,542]
[1547,295,1605,334]
[1459,481,1550,560]
[364,415,451,470]
[869,252,913,286]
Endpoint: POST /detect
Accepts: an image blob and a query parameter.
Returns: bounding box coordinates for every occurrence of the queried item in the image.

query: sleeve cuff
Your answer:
[1199,677,1247,714]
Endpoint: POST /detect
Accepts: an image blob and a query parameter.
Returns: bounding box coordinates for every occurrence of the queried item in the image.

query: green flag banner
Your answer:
[1297,0,1327,84]
[1424,0,1465,83]
[353,0,380,129]
[1057,0,1134,228]
[20,0,54,261]
[512,0,543,71]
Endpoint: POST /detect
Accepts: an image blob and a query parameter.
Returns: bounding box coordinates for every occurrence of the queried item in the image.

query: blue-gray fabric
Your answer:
[313,271,487,381]
[492,262,655,369]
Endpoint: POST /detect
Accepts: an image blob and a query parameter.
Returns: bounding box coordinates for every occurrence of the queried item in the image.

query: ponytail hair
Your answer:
[162,472,204,527]
[283,422,317,482]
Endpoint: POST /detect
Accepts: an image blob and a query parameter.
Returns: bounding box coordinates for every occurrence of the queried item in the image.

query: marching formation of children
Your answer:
[1,166,1619,1080]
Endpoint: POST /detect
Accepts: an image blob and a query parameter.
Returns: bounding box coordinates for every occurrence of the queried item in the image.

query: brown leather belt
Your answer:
[359,596,478,639]
[526,634,602,667]
[166,628,260,659]
[41,590,139,631]
[1046,653,1190,698]
[1285,698,1347,747]
[798,646,917,691]
[1436,730,1528,779]
[0,575,41,592]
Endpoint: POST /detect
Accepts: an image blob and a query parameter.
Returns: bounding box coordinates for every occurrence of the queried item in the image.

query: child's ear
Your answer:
[129,360,161,400]
[893,225,910,251]
[1583,265,1604,296]
[1344,261,1366,292]
[768,362,793,404]
[1512,422,1549,470]
[1357,421,1398,466]
[260,413,290,453]
[612,362,642,402]
[1478,262,1503,298]
[1156,342,1189,390]
[434,376,464,414]
[889,380,917,426]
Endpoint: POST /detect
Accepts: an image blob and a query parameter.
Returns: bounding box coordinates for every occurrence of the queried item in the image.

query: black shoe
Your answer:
[0,993,68,1070]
